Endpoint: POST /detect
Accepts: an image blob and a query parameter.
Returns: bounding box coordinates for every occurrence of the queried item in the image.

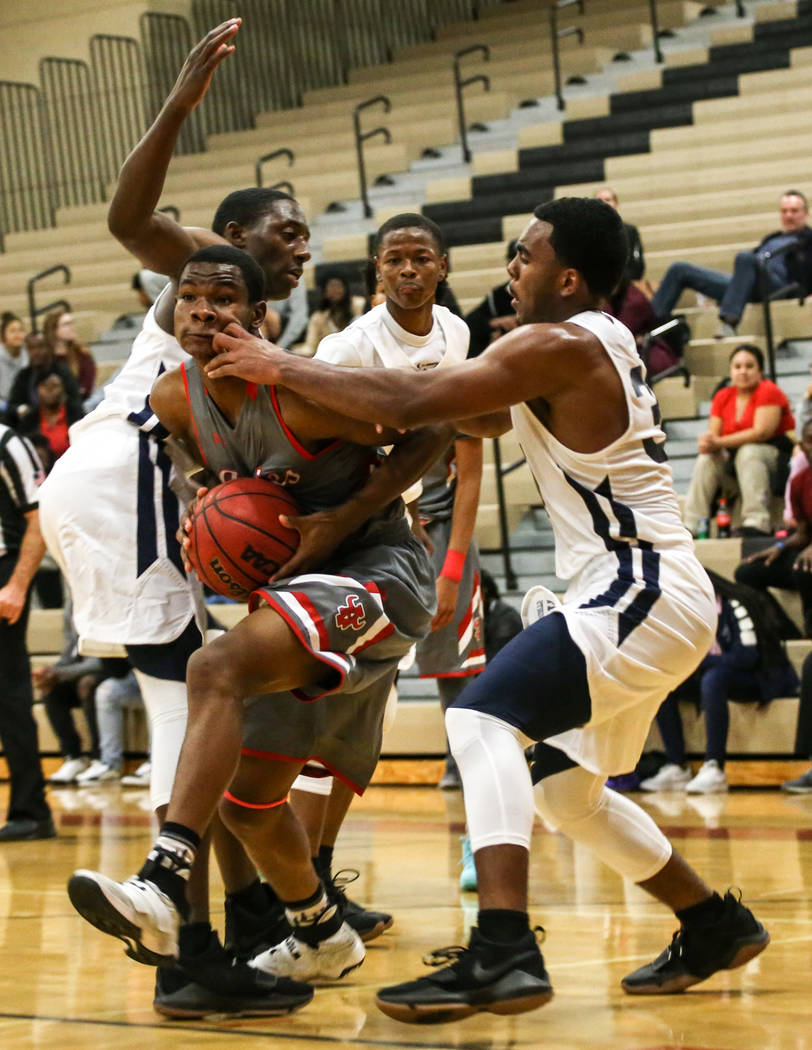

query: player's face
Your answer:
[239,200,311,301]
[779,194,808,233]
[375,228,447,311]
[729,349,762,392]
[507,220,572,324]
[175,263,263,363]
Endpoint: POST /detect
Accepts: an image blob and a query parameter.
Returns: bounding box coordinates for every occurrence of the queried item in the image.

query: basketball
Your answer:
[187,477,300,600]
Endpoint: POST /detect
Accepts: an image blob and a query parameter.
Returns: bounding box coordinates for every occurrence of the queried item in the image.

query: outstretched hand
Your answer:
[208,323,287,384]
[170,19,241,113]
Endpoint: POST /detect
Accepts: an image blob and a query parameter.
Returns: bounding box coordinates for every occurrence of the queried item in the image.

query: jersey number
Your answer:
[629,366,667,464]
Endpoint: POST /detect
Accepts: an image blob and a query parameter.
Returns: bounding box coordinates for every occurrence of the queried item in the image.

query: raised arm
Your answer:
[208,322,566,429]
[107,19,241,275]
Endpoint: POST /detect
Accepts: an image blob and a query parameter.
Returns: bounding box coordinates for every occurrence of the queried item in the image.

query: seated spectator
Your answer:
[595,186,647,289]
[6,332,83,429]
[76,663,142,784]
[464,240,518,357]
[42,310,96,400]
[35,601,105,784]
[606,279,680,377]
[0,312,28,417]
[133,268,169,311]
[18,370,83,461]
[783,362,812,527]
[640,571,798,793]
[651,190,812,337]
[783,649,812,793]
[683,344,794,537]
[262,277,309,350]
[304,271,365,355]
[736,418,812,637]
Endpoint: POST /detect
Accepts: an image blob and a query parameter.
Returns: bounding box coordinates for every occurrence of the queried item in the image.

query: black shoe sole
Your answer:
[154,985,314,1019]
[622,928,770,995]
[67,874,174,967]
[375,981,553,1025]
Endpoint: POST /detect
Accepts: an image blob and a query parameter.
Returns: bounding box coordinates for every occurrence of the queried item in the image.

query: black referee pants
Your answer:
[0,554,51,823]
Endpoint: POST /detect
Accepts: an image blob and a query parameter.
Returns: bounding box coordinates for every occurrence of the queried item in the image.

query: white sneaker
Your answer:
[639,763,692,792]
[685,759,728,794]
[67,870,179,964]
[75,760,120,784]
[250,922,365,982]
[49,756,90,784]
[121,760,151,787]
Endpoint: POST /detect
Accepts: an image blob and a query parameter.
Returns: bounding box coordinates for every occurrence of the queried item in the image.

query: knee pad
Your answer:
[446,707,534,853]
[534,766,671,884]
[132,670,188,811]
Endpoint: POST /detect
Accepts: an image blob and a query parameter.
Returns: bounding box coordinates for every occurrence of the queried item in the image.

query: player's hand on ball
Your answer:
[269,511,347,581]
[208,323,285,385]
[179,487,209,573]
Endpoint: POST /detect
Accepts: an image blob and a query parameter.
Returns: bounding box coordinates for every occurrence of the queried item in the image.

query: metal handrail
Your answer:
[550,0,585,111]
[256,148,294,188]
[27,264,70,332]
[648,0,664,63]
[158,204,180,222]
[270,181,295,195]
[453,44,490,164]
[353,96,391,219]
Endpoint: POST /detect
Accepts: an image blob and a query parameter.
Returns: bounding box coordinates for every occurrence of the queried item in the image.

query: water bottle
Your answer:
[716,498,731,539]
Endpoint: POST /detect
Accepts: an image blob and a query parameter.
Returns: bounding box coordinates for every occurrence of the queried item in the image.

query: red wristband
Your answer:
[440,548,465,582]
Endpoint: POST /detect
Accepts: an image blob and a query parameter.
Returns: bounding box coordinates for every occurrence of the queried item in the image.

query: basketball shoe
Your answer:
[224,881,291,960]
[375,926,553,1024]
[316,861,393,943]
[67,869,180,964]
[622,890,769,994]
[154,925,313,1018]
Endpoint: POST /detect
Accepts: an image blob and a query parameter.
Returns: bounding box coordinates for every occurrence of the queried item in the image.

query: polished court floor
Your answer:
[0,782,810,1050]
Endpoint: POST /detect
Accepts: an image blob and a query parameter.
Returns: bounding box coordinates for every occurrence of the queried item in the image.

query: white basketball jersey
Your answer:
[70,288,183,440]
[511,310,692,582]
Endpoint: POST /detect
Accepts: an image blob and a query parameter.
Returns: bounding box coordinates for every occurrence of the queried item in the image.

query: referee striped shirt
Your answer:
[0,423,42,557]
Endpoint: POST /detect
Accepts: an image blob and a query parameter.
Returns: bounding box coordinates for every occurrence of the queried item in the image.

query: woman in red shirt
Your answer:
[684,343,794,537]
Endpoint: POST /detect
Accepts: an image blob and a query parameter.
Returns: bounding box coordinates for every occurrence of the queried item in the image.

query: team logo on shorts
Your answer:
[335,595,366,632]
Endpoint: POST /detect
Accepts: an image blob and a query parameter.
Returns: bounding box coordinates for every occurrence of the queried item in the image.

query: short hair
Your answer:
[178,244,266,305]
[374,212,446,254]
[729,342,764,371]
[506,238,518,262]
[782,189,808,209]
[0,311,21,343]
[211,188,295,236]
[533,197,627,298]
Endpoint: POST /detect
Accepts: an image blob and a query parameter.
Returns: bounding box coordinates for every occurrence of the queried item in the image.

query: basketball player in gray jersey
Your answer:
[206,197,769,1023]
[68,246,445,992]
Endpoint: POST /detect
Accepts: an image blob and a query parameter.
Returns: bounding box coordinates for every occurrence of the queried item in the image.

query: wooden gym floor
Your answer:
[0,781,809,1050]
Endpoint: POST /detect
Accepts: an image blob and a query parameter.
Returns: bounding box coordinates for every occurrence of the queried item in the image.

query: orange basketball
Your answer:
[187,477,300,600]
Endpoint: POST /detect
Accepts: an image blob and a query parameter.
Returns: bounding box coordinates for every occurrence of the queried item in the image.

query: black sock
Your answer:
[161,821,201,851]
[226,878,277,914]
[478,909,530,944]
[284,883,341,945]
[137,825,199,918]
[317,845,334,880]
[676,892,726,927]
[178,920,212,955]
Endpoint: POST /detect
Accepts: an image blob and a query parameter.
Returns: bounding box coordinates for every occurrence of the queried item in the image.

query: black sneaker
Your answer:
[322,867,393,943]
[375,926,553,1024]
[224,882,291,959]
[159,928,313,1017]
[782,768,812,794]
[622,891,769,995]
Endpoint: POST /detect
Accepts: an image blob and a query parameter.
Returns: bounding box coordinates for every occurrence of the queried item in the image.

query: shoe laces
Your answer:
[327,868,360,907]
[420,926,546,969]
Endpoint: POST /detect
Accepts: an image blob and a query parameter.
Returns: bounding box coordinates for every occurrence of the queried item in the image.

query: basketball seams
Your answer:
[195,501,255,597]
[211,497,299,554]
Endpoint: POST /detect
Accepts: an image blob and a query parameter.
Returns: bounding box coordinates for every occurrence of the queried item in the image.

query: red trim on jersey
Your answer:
[292,590,330,650]
[246,382,258,401]
[223,789,287,809]
[352,620,395,654]
[239,747,363,795]
[180,361,208,466]
[457,598,474,640]
[420,667,485,679]
[268,385,342,461]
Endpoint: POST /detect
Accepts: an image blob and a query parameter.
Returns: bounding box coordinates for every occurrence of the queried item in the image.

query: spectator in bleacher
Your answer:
[0,313,28,418]
[735,418,812,637]
[606,278,679,378]
[594,187,647,289]
[783,362,812,527]
[262,276,309,350]
[640,571,798,794]
[42,310,96,400]
[34,600,105,785]
[782,649,812,792]
[651,190,812,337]
[76,664,142,785]
[6,332,83,431]
[0,420,54,841]
[683,344,794,537]
[303,271,365,356]
[132,269,170,311]
[464,240,518,357]
[17,370,83,462]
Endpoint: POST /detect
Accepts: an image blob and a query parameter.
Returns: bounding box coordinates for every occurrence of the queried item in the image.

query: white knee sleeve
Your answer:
[446,707,534,853]
[291,772,334,796]
[533,766,671,884]
[133,671,188,811]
